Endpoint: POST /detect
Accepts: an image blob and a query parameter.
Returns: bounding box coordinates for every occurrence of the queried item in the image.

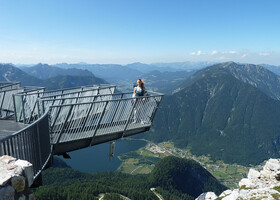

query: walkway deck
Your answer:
[0,82,163,184]
[0,120,27,139]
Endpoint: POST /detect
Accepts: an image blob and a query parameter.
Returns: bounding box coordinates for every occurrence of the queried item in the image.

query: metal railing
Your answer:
[39,92,127,114]
[0,109,51,179]
[0,82,20,91]
[14,85,116,124]
[1,82,163,181]
[48,91,163,145]
[13,87,46,123]
[0,86,43,119]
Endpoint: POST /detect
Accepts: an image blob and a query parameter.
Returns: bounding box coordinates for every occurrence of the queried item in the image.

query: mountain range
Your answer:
[148,62,280,165]
[20,63,93,79]
[261,64,280,76]
[0,64,107,90]
[17,62,198,93]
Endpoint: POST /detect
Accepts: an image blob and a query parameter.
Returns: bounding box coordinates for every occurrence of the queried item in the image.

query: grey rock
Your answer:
[0,185,15,200]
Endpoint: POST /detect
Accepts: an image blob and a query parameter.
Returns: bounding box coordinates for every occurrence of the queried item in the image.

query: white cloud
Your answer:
[218,56,227,60]
[259,52,270,56]
[190,51,196,55]
[241,54,247,58]
[210,50,218,55]
[190,50,203,56]
[223,51,237,55]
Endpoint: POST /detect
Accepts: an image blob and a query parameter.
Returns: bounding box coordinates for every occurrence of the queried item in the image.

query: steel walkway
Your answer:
[0,82,163,183]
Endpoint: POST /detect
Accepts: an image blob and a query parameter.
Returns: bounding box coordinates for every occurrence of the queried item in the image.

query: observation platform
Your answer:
[0,119,26,139]
[0,82,163,185]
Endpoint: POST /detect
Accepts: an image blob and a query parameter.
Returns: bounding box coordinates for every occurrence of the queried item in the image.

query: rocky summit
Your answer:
[196,159,280,200]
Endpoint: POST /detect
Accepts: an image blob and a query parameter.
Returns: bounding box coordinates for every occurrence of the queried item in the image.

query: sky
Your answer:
[0,0,279,65]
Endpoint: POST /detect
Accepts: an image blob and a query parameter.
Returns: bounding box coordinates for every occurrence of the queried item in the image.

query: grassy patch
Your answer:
[239,185,252,190]
[273,186,280,193]
[162,142,173,148]
[272,193,280,200]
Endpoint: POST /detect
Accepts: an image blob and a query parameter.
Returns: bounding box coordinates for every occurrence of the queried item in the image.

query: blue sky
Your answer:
[0,0,279,65]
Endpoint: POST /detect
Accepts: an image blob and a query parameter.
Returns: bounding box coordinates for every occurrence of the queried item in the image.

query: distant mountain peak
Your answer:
[220,61,236,67]
[152,62,280,165]
[189,62,280,100]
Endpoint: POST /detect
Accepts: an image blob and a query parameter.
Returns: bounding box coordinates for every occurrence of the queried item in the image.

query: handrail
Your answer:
[39,85,116,99]
[0,82,20,91]
[13,85,116,124]
[14,86,45,95]
[0,109,51,179]
[49,93,163,145]
[40,90,162,101]
[14,84,115,97]
[0,87,27,119]
[49,92,163,107]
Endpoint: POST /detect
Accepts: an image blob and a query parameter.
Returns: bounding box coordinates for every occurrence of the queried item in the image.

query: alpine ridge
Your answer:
[149,62,280,165]
[0,63,107,90]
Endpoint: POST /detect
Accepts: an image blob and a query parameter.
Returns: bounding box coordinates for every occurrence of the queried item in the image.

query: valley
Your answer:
[117,139,261,189]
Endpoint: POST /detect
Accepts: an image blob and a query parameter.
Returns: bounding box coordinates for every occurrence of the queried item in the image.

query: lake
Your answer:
[61,139,146,173]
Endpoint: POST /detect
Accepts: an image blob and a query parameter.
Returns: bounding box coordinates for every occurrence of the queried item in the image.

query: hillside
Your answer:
[261,64,280,76]
[151,61,215,71]
[42,75,107,90]
[0,63,41,85]
[0,64,107,90]
[21,63,93,79]
[148,62,280,165]
[34,156,226,200]
[149,156,227,198]
[142,70,195,94]
[217,62,280,100]
[55,63,142,82]
[178,62,280,100]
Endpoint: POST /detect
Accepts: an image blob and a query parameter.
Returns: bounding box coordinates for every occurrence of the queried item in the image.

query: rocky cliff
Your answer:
[0,155,34,200]
[196,159,280,200]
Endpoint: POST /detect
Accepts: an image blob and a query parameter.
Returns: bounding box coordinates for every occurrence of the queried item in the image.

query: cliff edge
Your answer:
[196,159,280,200]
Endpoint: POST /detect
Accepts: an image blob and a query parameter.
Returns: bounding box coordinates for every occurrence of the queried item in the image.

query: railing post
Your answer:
[0,90,5,112]
[150,96,163,123]
[36,122,43,170]
[28,99,38,124]
[50,99,65,131]
[13,94,18,122]
[89,101,109,146]
[122,98,138,136]
[21,95,26,124]
[54,105,74,144]
[0,91,5,118]
[42,99,46,113]
[110,94,123,124]
[79,97,96,131]
[37,99,41,117]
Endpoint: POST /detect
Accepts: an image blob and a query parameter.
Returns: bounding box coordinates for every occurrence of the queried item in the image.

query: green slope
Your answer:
[150,156,227,198]
[35,157,226,200]
[149,65,280,165]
